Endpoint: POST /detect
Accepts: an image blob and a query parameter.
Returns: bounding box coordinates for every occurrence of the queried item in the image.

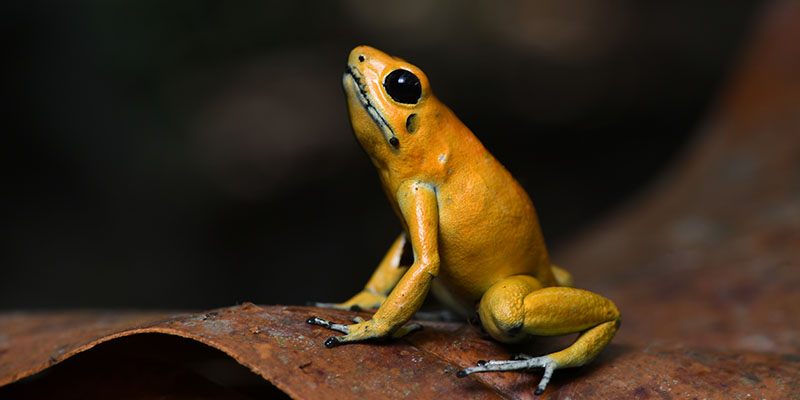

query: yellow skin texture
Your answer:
[309,46,620,394]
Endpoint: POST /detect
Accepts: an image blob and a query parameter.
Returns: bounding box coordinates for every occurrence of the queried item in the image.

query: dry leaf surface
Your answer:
[1,305,797,399]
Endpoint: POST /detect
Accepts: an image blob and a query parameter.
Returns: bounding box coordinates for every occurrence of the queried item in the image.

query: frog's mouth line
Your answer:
[344,65,397,143]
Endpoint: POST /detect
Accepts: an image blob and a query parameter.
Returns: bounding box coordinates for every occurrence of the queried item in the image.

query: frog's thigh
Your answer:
[478,275,543,343]
[479,279,620,368]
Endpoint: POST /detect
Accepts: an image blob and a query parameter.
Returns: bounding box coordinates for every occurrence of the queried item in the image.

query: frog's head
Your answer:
[343,46,441,169]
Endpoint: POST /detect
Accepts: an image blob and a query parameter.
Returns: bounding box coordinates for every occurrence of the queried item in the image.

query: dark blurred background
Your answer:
[1,1,760,310]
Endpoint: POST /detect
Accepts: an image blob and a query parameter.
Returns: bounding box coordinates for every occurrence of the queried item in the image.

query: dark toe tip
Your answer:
[349,305,362,311]
[456,370,467,378]
[306,317,316,324]
[324,337,340,348]
[534,388,544,395]
[477,360,487,366]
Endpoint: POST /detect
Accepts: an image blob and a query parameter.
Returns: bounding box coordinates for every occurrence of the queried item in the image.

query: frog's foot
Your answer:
[457,355,557,396]
[309,290,387,311]
[350,315,422,338]
[306,316,422,347]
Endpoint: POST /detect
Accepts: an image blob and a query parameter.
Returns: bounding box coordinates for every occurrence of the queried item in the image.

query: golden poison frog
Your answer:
[308,46,620,395]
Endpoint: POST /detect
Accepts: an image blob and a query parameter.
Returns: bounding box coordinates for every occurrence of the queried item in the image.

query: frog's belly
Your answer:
[433,193,551,306]
[432,228,550,310]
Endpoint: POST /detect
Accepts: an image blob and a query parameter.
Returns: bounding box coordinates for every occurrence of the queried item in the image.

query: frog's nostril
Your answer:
[358,55,365,62]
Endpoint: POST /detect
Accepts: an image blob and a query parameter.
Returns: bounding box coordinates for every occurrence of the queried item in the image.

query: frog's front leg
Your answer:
[308,181,440,346]
[313,233,409,311]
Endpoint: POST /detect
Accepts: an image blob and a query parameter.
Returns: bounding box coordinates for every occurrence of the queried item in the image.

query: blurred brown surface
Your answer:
[1,1,758,310]
[555,0,800,355]
[2,0,799,398]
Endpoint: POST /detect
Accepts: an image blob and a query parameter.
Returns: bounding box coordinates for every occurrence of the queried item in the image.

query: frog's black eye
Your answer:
[384,69,421,104]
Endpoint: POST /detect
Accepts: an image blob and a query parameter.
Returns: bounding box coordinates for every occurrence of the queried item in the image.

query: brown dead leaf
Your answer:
[1,305,798,399]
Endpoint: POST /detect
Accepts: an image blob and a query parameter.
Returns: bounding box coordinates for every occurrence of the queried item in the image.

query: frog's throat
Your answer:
[344,66,396,144]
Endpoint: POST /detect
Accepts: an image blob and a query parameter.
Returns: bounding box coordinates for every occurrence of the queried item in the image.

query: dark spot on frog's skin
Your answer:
[456,370,468,378]
[349,305,361,311]
[324,337,340,347]
[406,113,419,133]
[358,55,365,62]
[389,137,399,147]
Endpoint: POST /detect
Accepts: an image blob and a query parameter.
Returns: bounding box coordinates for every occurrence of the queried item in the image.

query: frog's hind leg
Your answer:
[458,275,620,395]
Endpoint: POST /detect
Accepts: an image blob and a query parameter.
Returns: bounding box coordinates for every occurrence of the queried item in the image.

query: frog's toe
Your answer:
[457,355,558,396]
[324,336,344,348]
[306,316,350,334]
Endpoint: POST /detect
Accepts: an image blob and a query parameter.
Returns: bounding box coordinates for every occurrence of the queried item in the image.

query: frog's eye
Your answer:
[384,69,421,104]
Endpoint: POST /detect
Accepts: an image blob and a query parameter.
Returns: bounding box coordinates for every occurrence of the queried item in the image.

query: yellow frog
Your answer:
[307,46,620,395]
